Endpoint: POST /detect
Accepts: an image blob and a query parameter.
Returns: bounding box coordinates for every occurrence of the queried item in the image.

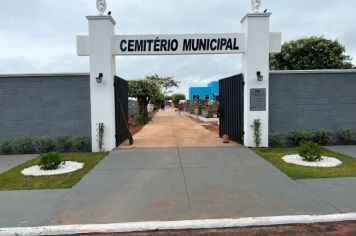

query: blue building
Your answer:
[188,81,219,101]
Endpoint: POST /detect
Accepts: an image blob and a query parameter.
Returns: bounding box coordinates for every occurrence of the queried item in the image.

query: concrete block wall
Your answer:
[0,73,91,144]
[269,70,356,134]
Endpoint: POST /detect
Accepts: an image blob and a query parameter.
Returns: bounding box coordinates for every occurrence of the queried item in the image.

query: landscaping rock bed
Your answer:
[21,161,84,176]
[282,154,342,167]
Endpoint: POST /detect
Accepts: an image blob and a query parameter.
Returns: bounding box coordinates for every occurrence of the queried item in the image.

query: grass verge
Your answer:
[252,147,356,179]
[0,152,108,190]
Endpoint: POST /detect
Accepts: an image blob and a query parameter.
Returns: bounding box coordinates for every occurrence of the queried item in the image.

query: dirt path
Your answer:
[121,108,239,148]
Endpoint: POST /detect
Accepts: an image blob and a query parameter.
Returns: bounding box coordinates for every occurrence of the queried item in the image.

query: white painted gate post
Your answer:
[86,16,117,152]
[241,13,272,147]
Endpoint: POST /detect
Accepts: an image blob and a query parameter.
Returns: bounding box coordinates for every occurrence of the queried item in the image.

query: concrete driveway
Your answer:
[326,145,356,159]
[47,147,342,226]
[0,154,37,173]
[1,147,356,227]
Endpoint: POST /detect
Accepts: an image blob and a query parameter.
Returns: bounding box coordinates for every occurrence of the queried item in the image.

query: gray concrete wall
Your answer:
[128,99,139,117]
[0,74,91,142]
[269,70,356,134]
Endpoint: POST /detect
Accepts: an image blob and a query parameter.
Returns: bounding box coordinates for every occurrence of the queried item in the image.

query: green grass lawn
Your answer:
[253,147,356,180]
[0,152,108,191]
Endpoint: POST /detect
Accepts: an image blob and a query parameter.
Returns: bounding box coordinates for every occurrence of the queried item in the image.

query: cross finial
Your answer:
[251,0,261,13]
[96,0,107,15]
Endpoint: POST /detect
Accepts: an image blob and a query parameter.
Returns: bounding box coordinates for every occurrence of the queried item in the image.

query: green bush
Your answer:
[39,152,63,170]
[287,130,313,145]
[250,119,262,147]
[136,116,150,125]
[12,136,34,154]
[269,133,285,147]
[0,140,13,154]
[339,129,355,144]
[35,137,55,153]
[72,135,87,151]
[313,129,333,145]
[54,135,71,153]
[298,141,322,162]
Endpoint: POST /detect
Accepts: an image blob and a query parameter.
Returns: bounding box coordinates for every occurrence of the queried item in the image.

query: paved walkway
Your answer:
[326,145,356,159]
[0,154,36,173]
[1,146,356,227]
[121,108,239,148]
[45,147,349,226]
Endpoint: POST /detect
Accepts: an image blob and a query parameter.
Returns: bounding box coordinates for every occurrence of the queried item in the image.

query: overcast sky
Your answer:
[0,0,355,95]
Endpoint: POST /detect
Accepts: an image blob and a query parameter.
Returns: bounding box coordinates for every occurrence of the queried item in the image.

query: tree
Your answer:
[270,36,354,70]
[128,79,161,120]
[171,93,186,107]
[146,74,180,96]
[150,92,165,110]
[164,95,172,101]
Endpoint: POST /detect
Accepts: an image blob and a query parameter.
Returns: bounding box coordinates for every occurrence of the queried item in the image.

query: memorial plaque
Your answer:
[250,88,266,111]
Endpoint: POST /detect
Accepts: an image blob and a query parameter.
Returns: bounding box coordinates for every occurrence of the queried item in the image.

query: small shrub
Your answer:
[0,140,13,154]
[12,136,34,154]
[269,133,285,147]
[54,135,71,153]
[250,119,262,147]
[287,130,313,145]
[339,129,355,144]
[39,152,62,170]
[313,129,333,146]
[97,123,105,151]
[35,137,55,153]
[135,116,150,125]
[298,141,322,162]
[72,135,87,151]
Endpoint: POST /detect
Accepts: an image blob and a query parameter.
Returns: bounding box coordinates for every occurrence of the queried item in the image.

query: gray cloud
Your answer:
[0,0,355,94]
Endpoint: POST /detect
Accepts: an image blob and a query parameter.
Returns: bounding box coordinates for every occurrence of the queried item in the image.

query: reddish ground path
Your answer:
[121,108,239,148]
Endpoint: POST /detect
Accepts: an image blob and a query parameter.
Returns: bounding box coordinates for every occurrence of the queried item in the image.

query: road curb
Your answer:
[1,213,356,236]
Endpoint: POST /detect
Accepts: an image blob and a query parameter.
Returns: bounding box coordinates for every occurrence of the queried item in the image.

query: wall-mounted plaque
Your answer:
[250,88,266,111]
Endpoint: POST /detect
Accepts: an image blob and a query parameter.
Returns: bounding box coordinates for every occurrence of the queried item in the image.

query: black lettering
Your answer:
[154,38,160,51]
[198,38,207,51]
[120,40,127,52]
[233,38,239,50]
[183,39,192,51]
[226,38,233,50]
[147,40,154,51]
[210,39,217,51]
[220,38,227,50]
[192,39,199,51]
[171,39,178,51]
[134,40,145,51]
[217,38,221,50]
[160,39,168,51]
[128,40,135,51]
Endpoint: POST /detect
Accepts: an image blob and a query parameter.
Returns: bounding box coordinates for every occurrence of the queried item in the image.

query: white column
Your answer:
[87,16,117,152]
[241,13,271,147]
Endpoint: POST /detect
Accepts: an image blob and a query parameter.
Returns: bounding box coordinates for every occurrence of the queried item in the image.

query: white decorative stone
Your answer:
[282,154,342,168]
[21,161,84,176]
[96,0,107,15]
[251,0,261,13]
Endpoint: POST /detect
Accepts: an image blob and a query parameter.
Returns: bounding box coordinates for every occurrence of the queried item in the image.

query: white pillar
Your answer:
[241,13,271,147]
[87,16,117,152]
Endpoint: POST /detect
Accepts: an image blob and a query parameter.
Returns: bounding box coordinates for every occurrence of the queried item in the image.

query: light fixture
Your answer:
[257,71,263,82]
[96,73,103,83]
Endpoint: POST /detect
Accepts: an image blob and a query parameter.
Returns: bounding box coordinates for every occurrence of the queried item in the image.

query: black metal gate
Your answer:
[219,74,244,144]
[114,76,129,146]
